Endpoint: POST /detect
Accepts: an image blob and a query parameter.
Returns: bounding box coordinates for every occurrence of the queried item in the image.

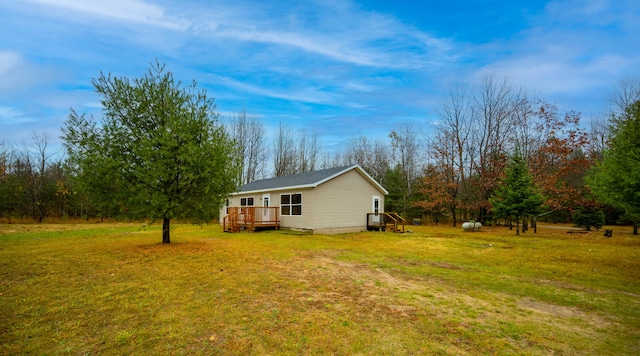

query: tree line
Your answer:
[228,74,639,232]
[1,65,638,236]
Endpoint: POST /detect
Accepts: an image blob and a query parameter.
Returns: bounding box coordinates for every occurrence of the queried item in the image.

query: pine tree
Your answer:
[587,101,640,234]
[489,149,545,235]
[573,206,605,231]
[63,61,239,243]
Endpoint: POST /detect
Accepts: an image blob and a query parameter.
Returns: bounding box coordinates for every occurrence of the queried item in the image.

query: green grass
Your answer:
[1,223,639,355]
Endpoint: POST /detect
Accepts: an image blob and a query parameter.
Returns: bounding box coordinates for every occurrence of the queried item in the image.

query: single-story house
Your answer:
[220,164,390,234]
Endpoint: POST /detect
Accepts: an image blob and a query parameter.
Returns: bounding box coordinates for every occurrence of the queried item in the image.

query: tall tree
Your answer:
[432,84,472,222]
[0,134,63,222]
[609,78,640,121]
[586,78,640,161]
[588,116,610,161]
[227,109,267,184]
[273,123,322,176]
[389,122,420,216]
[24,133,62,222]
[429,130,463,226]
[470,74,526,222]
[529,102,592,217]
[63,62,238,243]
[343,135,389,184]
[489,149,545,235]
[0,143,22,220]
[296,130,321,173]
[414,164,454,225]
[273,123,298,177]
[587,101,640,234]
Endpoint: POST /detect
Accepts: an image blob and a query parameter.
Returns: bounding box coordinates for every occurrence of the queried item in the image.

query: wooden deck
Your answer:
[223,207,280,233]
[366,212,406,233]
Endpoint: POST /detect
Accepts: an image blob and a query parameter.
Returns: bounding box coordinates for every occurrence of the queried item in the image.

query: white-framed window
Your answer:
[373,196,380,214]
[281,193,302,216]
[240,197,254,206]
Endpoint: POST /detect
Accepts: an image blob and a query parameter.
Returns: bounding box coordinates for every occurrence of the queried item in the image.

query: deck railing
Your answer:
[223,207,280,232]
[366,212,406,233]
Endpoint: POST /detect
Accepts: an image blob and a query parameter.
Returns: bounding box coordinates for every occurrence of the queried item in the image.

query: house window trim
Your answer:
[240,197,254,206]
[280,192,302,216]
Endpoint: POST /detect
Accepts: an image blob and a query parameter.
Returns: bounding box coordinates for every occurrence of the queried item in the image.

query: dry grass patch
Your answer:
[1,223,639,355]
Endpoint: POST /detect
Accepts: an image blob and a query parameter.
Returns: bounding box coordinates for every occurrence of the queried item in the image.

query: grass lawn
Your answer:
[1,222,639,355]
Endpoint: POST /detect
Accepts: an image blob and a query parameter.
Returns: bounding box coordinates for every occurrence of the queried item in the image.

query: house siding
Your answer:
[311,169,383,233]
[222,189,316,232]
[221,165,386,234]
[277,188,315,231]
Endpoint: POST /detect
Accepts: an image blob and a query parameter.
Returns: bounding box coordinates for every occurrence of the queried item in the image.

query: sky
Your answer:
[1,0,639,155]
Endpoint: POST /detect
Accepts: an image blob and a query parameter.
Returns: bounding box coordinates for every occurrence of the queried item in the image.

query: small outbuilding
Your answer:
[220,165,392,234]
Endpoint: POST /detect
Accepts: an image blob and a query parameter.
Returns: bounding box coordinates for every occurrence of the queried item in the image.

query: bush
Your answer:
[573,206,605,231]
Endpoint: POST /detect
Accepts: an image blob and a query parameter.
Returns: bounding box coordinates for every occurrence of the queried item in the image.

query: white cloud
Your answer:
[0,51,22,75]
[210,74,337,105]
[188,1,454,69]
[25,0,188,30]
[216,28,381,67]
[0,51,62,96]
[344,81,378,92]
[0,106,35,125]
[468,0,640,110]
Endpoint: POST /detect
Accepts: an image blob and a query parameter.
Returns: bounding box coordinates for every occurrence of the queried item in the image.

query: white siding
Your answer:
[311,169,383,233]
[277,188,314,231]
[220,167,385,234]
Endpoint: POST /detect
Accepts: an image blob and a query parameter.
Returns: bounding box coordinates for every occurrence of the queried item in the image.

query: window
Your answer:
[240,197,254,206]
[281,193,302,216]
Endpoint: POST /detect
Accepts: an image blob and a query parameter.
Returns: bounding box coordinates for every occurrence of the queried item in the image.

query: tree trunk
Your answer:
[451,206,457,227]
[634,224,638,235]
[163,217,171,244]
[515,215,520,235]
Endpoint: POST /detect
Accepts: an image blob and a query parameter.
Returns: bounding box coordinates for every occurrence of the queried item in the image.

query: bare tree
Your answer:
[297,130,321,173]
[370,139,391,184]
[227,109,267,184]
[318,150,344,170]
[273,123,297,177]
[511,95,543,162]
[389,122,420,215]
[428,129,462,226]
[7,132,64,222]
[581,78,640,163]
[0,141,8,181]
[343,135,390,183]
[344,136,371,168]
[469,74,526,221]
[472,74,524,170]
[609,78,640,121]
[587,116,610,161]
[433,84,474,216]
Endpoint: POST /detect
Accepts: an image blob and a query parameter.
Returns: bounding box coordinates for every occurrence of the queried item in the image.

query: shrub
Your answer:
[573,206,605,231]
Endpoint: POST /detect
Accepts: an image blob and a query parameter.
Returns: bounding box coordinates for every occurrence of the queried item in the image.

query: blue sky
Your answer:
[1,0,639,154]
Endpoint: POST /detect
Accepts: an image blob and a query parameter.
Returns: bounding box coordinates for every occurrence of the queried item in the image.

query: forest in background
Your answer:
[1,74,638,227]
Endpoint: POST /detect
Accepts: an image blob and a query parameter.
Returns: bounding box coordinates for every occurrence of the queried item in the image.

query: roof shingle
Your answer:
[238,165,355,193]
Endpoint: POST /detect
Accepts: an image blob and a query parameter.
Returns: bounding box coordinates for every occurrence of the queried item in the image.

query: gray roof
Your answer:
[236,164,387,194]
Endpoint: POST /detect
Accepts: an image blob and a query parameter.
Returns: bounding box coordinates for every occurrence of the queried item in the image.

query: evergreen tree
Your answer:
[489,149,545,235]
[63,61,239,243]
[587,101,640,234]
[383,166,404,214]
[573,206,605,231]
